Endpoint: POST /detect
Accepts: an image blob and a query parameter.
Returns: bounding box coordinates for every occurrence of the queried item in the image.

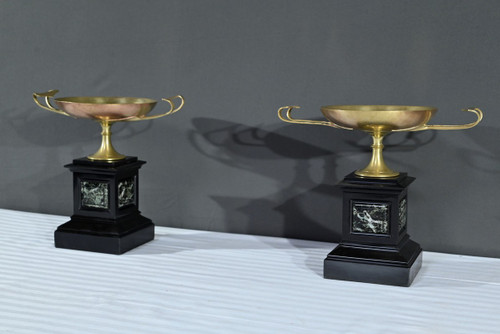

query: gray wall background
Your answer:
[1,0,499,257]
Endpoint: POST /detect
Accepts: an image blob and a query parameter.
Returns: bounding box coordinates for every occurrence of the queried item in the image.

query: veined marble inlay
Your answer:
[352,202,389,234]
[81,181,109,209]
[399,198,407,232]
[118,177,135,208]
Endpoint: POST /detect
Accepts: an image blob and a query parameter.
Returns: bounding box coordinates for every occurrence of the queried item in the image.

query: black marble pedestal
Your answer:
[55,157,154,254]
[324,172,422,286]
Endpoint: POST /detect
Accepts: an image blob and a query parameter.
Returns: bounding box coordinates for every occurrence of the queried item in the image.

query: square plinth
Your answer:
[57,156,154,254]
[324,171,422,286]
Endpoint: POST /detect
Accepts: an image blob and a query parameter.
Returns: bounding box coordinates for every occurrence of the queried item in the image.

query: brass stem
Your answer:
[355,130,399,178]
[87,120,126,161]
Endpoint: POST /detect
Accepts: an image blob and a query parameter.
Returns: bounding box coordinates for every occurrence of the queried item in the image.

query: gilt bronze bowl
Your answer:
[278,105,482,178]
[33,90,184,161]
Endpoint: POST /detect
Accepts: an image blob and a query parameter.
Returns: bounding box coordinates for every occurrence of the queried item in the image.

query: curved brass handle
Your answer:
[128,95,185,122]
[410,107,483,131]
[33,89,72,117]
[277,106,353,130]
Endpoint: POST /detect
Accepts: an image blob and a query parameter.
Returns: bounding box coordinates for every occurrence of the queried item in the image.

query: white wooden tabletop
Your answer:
[0,209,499,334]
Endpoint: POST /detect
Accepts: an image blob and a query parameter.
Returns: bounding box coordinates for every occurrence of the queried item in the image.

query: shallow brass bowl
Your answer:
[54,96,158,120]
[33,89,184,161]
[320,105,437,133]
[278,104,482,178]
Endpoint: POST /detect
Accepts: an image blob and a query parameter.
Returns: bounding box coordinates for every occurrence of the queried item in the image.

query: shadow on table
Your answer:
[286,238,334,277]
[130,229,333,277]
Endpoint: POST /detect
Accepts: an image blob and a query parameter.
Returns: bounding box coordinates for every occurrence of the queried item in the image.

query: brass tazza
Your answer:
[278,105,483,178]
[33,90,185,161]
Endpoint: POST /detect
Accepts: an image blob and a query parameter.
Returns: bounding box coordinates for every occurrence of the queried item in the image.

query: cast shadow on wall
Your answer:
[463,125,500,174]
[189,117,436,244]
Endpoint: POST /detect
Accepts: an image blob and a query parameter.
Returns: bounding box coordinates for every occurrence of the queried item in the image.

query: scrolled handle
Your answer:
[277,105,353,130]
[32,89,72,117]
[128,95,185,121]
[411,107,483,131]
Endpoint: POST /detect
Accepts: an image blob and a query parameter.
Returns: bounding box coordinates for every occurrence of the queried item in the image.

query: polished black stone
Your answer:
[55,213,154,254]
[65,157,146,220]
[324,171,422,286]
[55,156,154,254]
[324,236,422,287]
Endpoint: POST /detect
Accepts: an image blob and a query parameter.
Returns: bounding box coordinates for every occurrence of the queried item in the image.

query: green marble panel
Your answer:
[399,198,407,232]
[118,177,135,208]
[81,181,109,209]
[352,202,389,235]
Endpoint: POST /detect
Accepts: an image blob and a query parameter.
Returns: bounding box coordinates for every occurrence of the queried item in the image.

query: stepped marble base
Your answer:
[55,214,154,254]
[324,237,422,286]
[56,156,154,254]
[324,171,422,286]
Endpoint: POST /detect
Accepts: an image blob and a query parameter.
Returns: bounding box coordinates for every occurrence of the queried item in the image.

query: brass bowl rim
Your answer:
[54,96,157,105]
[320,105,437,112]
